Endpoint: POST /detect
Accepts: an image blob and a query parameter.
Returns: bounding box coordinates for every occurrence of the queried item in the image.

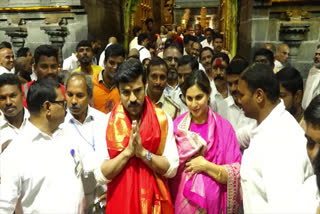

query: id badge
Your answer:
[75,160,83,177]
[71,149,83,177]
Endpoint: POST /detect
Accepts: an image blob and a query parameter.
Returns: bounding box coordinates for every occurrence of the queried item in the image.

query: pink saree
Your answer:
[171,108,242,214]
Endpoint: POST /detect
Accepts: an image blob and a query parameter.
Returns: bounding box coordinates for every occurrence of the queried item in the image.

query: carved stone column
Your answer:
[279,10,310,61]
[40,24,68,63]
[0,25,28,50]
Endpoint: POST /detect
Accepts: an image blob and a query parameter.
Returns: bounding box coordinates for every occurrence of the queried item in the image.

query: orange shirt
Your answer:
[92,70,120,114]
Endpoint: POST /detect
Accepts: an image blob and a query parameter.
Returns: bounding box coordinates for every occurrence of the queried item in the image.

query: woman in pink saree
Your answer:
[171,70,242,214]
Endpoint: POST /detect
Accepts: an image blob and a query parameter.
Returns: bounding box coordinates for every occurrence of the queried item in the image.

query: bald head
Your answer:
[108,37,118,44]
[275,43,289,63]
[0,48,14,71]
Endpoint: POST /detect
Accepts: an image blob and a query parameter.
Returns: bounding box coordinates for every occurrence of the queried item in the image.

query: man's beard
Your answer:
[314,62,320,69]
[80,56,91,66]
[167,70,178,82]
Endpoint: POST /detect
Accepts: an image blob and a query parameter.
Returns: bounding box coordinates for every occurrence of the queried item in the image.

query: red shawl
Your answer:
[106,96,174,214]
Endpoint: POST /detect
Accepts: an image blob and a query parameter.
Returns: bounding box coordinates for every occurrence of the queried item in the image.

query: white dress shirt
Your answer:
[199,63,205,72]
[61,106,109,210]
[299,175,320,213]
[61,106,109,174]
[274,59,284,74]
[170,87,189,115]
[217,96,257,149]
[209,80,230,112]
[0,66,14,75]
[129,37,138,50]
[164,83,180,99]
[99,43,117,69]
[62,53,79,72]
[0,108,29,153]
[94,111,179,184]
[134,44,151,63]
[302,66,320,110]
[201,39,213,50]
[240,100,314,213]
[0,120,85,213]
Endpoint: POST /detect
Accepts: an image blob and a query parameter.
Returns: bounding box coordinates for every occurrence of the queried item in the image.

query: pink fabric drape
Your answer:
[171,108,242,214]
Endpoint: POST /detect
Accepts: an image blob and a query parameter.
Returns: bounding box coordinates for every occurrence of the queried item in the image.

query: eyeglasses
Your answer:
[50,100,67,108]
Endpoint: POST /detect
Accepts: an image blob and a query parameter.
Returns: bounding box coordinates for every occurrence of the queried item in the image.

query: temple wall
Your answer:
[239,0,320,78]
[0,0,124,61]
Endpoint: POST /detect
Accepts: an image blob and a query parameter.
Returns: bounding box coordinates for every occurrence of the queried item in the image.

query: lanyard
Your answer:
[71,116,95,151]
[166,86,170,95]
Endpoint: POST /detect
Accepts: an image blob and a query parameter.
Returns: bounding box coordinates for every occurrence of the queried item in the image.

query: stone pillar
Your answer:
[40,24,68,62]
[280,21,310,61]
[0,25,28,51]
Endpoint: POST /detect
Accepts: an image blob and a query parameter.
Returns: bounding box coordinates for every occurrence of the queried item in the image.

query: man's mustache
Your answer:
[128,102,140,108]
[69,105,81,110]
[152,85,164,90]
[4,105,16,111]
[214,75,224,81]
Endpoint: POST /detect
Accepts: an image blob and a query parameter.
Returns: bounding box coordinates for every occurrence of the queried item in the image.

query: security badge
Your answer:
[70,149,83,177]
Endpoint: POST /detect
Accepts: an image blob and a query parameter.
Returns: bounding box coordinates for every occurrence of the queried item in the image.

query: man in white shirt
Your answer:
[0,78,85,213]
[62,52,79,72]
[274,43,290,73]
[302,46,320,110]
[98,36,118,69]
[190,41,202,62]
[212,33,232,61]
[209,52,230,111]
[170,55,199,115]
[163,44,182,98]
[201,28,214,50]
[199,47,214,76]
[276,66,304,124]
[133,33,151,63]
[238,64,314,213]
[0,74,29,153]
[217,60,256,150]
[0,47,14,75]
[62,72,109,212]
[94,59,179,213]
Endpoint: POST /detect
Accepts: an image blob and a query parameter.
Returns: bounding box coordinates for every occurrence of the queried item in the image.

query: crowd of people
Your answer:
[0,18,320,214]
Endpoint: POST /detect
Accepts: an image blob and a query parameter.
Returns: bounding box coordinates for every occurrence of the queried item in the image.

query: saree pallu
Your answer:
[106,96,174,214]
[171,108,242,214]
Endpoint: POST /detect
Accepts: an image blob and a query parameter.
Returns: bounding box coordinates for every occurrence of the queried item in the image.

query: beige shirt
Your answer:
[155,92,180,120]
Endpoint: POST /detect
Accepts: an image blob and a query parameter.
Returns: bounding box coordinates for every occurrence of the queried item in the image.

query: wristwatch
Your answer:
[146,150,152,161]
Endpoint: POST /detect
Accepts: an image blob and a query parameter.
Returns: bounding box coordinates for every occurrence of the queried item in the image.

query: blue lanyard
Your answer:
[166,86,170,95]
[71,116,95,151]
